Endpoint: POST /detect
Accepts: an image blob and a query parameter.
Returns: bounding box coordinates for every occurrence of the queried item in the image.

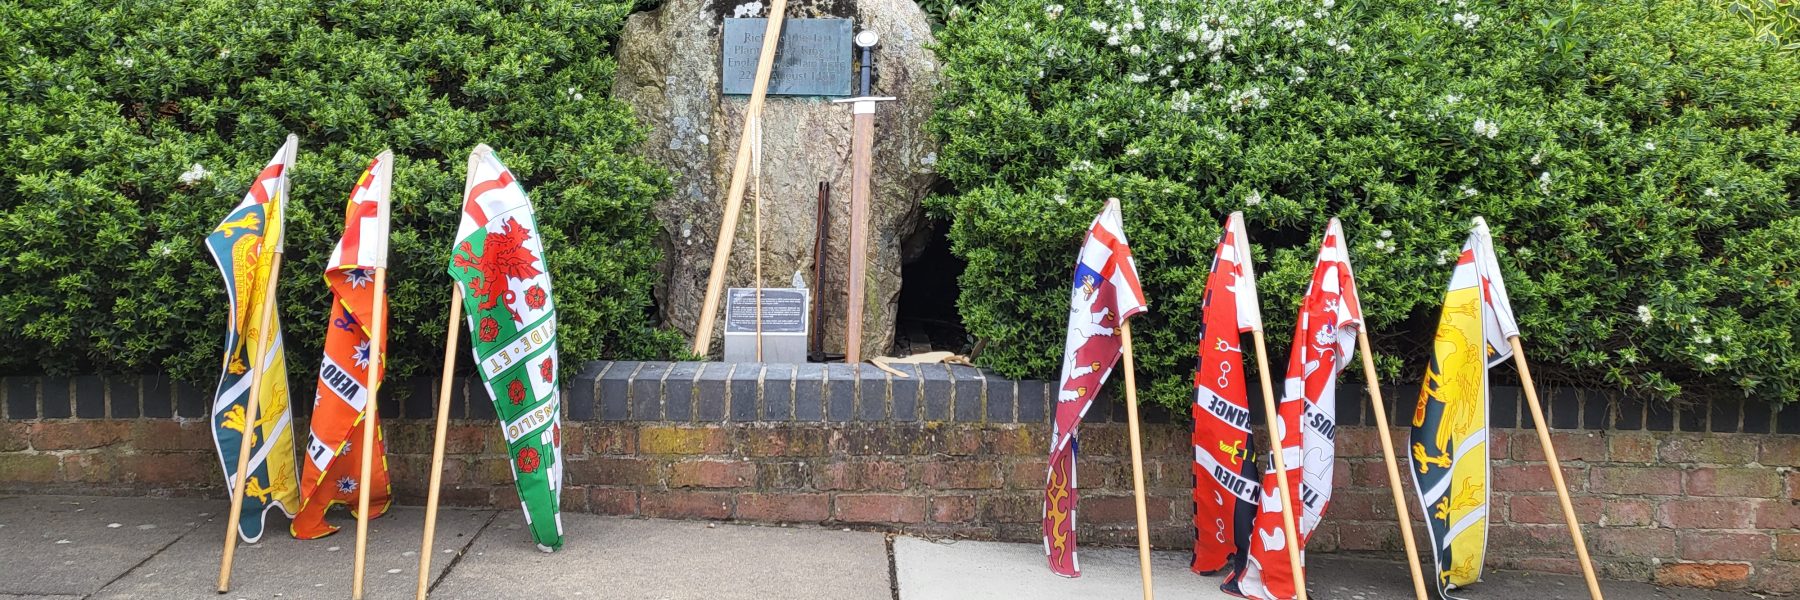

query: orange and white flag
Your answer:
[292,151,394,539]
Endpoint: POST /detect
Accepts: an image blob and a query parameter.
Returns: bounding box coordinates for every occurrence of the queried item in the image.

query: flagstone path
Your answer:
[0,495,1760,599]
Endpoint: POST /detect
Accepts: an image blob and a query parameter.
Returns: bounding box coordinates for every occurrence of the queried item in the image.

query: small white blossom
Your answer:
[1636,305,1653,324]
[1090,20,1107,33]
[1452,12,1481,29]
[1245,190,1264,206]
[1703,187,1719,198]
[1107,34,1122,46]
[1445,93,1462,104]
[1335,42,1352,53]
[1436,250,1451,265]
[217,48,232,59]
[1538,171,1552,195]
[1186,29,1200,42]
[1374,239,1387,250]
[115,56,135,68]
[1158,18,1174,32]
[1323,0,1335,7]
[178,163,210,184]
[1643,141,1656,151]
[1129,73,1149,83]
[1126,147,1142,156]
[1290,66,1308,83]
[1473,118,1499,139]
[1530,152,1543,166]
[1128,45,1143,56]
[1226,87,1267,112]
[1054,194,1069,205]
[1379,229,1393,238]
[1702,353,1720,365]
[1460,185,1479,197]
[1045,4,1064,19]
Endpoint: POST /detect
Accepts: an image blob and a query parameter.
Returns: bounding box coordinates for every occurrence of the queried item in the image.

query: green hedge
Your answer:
[931,0,1800,409]
[0,0,682,387]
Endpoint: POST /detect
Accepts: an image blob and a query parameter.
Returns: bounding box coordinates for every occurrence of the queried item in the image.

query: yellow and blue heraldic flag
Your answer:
[203,135,303,542]
[449,145,565,552]
[1408,217,1518,598]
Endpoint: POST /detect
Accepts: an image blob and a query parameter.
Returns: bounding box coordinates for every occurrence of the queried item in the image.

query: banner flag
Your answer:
[1192,212,1264,574]
[292,151,395,539]
[1042,198,1148,577]
[203,135,302,543]
[1409,217,1517,598]
[448,145,565,552]
[1229,218,1362,599]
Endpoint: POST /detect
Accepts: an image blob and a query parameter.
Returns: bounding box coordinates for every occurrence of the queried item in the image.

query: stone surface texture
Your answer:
[613,0,941,358]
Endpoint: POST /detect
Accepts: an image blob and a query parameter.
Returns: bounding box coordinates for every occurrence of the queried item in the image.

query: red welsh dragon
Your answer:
[453,217,543,323]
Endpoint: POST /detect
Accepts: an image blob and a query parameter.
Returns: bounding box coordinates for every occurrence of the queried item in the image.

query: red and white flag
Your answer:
[1043,198,1147,577]
[1192,213,1264,574]
[1229,218,1363,599]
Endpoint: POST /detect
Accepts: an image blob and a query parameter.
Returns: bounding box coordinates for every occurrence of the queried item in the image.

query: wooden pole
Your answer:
[217,251,283,593]
[1117,321,1155,600]
[415,287,464,600]
[843,103,874,364]
[1355,330,1430,600]
[350,267,388,600]
[1249,329,1308,600]
[809,182,830,361]
[1511,336,1605,600]
[692,0,790,357]
[753,121,765,361]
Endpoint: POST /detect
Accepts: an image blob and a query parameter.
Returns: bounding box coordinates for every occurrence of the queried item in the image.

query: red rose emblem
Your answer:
[525,285,547,310]
[516,447,540,474]
[507,379,526,405]
[553,424,561,448]
[479,317,499,343]
[539,357,554,382]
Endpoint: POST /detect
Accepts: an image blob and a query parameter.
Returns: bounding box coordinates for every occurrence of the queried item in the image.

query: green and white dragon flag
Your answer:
[448,144,564,552]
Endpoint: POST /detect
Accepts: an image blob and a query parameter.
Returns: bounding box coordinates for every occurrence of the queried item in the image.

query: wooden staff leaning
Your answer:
[1249,329,1309,600]
[693,0,791,356]
[217,230,285,593]
[1512,337,1605,599]
[415,286,465,600]
[349,267,389,600]
[1355,331,1430,600]
[1116,321,1156,600]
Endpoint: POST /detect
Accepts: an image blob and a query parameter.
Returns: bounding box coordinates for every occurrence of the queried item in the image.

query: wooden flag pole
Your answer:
[350,267,388,600]
[1355,330,1430,600]
[217,251,284,593]
[692,0,790,357]
[1117,321,1155,600]
[415,287,464,600]
[1249,329,1308,600]
[1510,336,1605,600]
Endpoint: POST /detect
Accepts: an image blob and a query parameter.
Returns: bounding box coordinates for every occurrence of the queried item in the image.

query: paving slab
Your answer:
[895,537,1759,600]
[431,516,892,600]
[0,495,213,597]
[91,504,495,600]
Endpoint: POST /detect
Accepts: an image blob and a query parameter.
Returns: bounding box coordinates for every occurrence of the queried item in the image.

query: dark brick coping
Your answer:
[0,364,1791,434]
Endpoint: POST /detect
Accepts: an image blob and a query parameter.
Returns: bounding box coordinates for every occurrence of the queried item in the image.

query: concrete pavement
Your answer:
[0,495,1763,599]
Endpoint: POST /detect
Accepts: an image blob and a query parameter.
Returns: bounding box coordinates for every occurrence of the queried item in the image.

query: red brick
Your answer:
[559,485,590,512]
[641,490,731,519]
[30,421,129,450]
[740,427,827,457]
[977,494,1041,523]
[567,457,661,486]
[0,453,59,483]
[670,460,755,488]
[1512,430,1606,462]
[942,427,983,456]
[1493,556,1579,576]
[117,452,216,487]
[1756,500,1800,530]
[1488,524,1574,552]
[1607,433,1658,463]
[1754,562,1800,595]
[734,493,828,522]
[1686,467,1780,498]
[1495,464,1586,493]
[587,424,637,455]
[1081,495,1171,524]
[931,495,977,523]
[1659,435,1758,465]
[638,426,728,455]
[756,460,812,490]
[1334,427,1383,458]
[1786,471,1800,500]
[1003,459,1049,490]
[589,487,639,516]
[833,494,926,523]
[1659,499,1755,529]
[1603,498,1655,527]
[1508,494,1602,525]
[0,422,29,452]
[1777,533,1800,561]
[1654,562,1750,589]
[1328,491,1395,521]
[1763,437,1800,467]
[1334,521,1400,552]
[442,424,495,455]
[1588,466,1682,495]
[59,453,116,483]
[815,461,907,491]
[922,461,1000,490]
[1680,531,1772,562]
[559,423,589,458]
[1589,527,1677,558]
[986,427,1039,456]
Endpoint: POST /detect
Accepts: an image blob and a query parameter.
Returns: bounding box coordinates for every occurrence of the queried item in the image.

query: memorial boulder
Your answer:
[613,0,941,360]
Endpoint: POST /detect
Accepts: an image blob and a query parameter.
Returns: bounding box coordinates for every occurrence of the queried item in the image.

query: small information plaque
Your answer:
[723,287,811,363]
[721,18,853,97]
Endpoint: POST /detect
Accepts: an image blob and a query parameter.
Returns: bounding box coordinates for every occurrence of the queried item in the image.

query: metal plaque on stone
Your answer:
[721,18,853,97]
[723,287,810,363]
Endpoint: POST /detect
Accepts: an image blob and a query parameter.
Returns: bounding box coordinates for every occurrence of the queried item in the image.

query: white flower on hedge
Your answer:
[1643,141,1656,151]
[1460,185,1478,197]
[1445,93,1462,104]
[1290,66,1308,83]
[1335,42,1353,53]
[1129,73,1148,83]
[1227,87,1267,112]
[1186,29,1200,42]
[1090,20,1106,33]
[1452,12,1481,29]
[1128,45,1143,56]
[115,56,135,68]
[1107,34,1122,46]
[178,163,210,184]
[1379,228,1392,238]
[1323,0,1336,7]
[1436,249,1451,265]
[1530,151,1543,165]
[1245,190,1264,206]
[1374,239,1387,251]
[1171,90,1193,112]
[1538,171,1552,195]
[1054,194,1068,205]
[1702,353,1720,365]
[1046,4,1064,19]
[1636,305,1653,323]
[1473,118,1499,139]
[1126,147,1142,156]
[217,48,232,59]
[1159,65,1172,76]
[1703,187,1718,198]
[1159,18,1174,32]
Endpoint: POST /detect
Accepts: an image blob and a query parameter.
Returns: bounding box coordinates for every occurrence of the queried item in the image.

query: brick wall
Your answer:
[1,365,1797,594]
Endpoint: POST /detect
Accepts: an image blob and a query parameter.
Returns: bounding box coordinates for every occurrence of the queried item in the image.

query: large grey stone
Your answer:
[614,0,941,359]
